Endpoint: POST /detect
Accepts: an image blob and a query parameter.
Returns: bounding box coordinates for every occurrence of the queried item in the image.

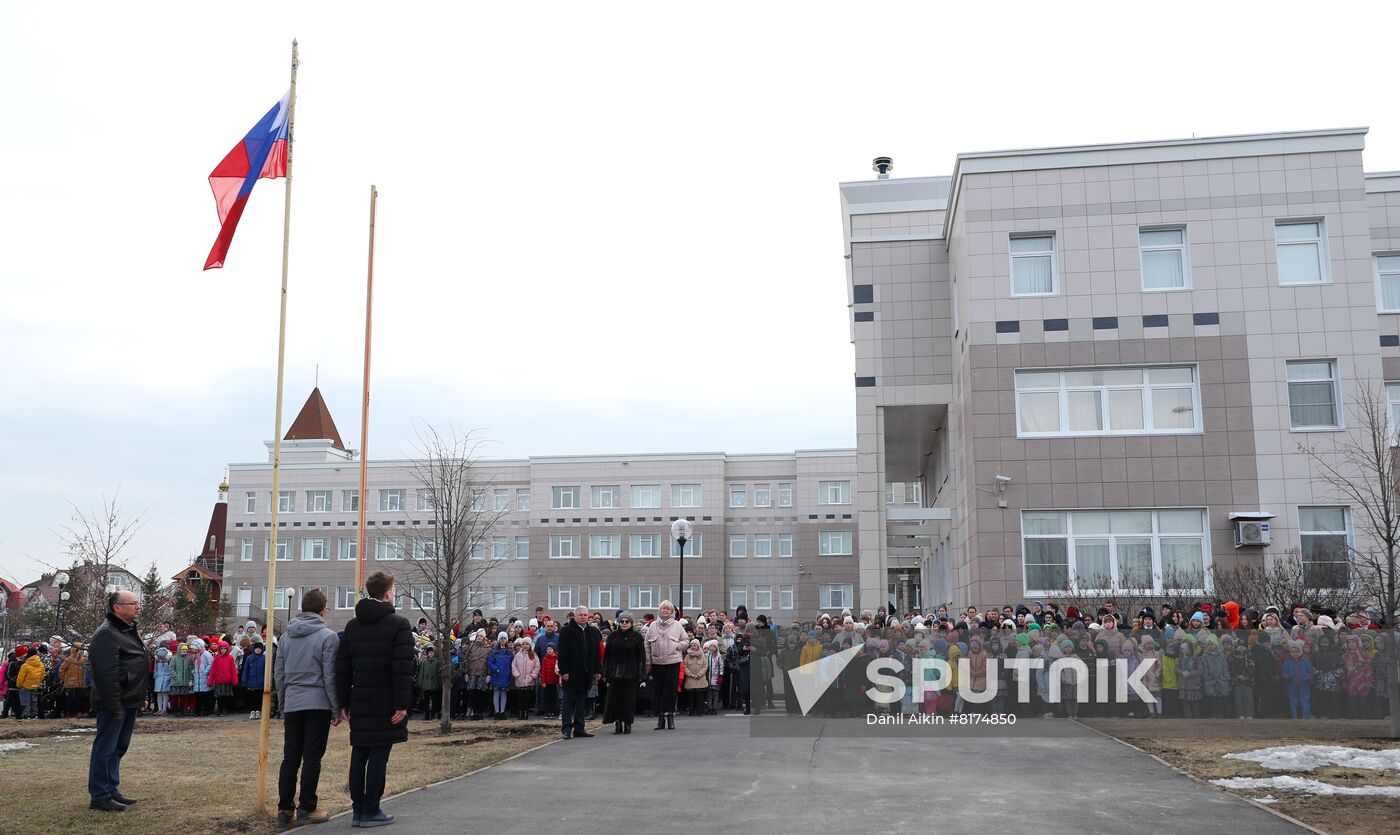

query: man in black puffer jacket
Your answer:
[335,571,414,828]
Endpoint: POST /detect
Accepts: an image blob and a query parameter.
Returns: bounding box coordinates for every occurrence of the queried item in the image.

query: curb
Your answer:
[1070,719,1326,835]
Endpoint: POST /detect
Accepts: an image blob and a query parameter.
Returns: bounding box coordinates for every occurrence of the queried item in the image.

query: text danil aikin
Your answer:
[788,646,1159,716]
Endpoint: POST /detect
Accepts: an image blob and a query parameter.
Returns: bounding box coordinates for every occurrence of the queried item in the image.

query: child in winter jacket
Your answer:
[510,642,540,720]
[1227,639,1256,719]
[487,637,514,719]
[1281,641,1317,719]
[208,642,240,716]
[153,648,173,715]
[703,640,725,715]
[538,646,560,717]
[15,648,45,719]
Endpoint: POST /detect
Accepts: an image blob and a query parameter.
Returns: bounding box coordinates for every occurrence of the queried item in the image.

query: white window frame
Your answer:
[494,488,510,512]
[728,535,747,558]
[549,535,580,559]
[515,488,531,512]
[469,490,488,512]
[729,484,747,508]
[513,586,529,610]
[729,585,748,610]
[753,483,772,508]
[240,538,254,562]
[1299,506,1353,590]
[629,534,661,559]
[336,586,357,610]
[412,538,438,561]
[515,536,530,560]
[631,484,661,509]
[819,583,853,609]
[378,489,404,512]
[753,535,772,558]
[301,538,328,561]
[671,483,701,508]
[552,486,580,510]
[588,584,621,610]
[278,491,294,514]
[753,585,773,610]
[1387,382,1400,446]
[1286,359,1342,430]
[416,489,436,512]
[547,585,578,610]
[628,584,661,610]
[338,537,358,562]
[245,492,257,514]
[1275,218,1330,285]
[1009,233,1058,296]
[818,530,853,556]
[590,485,620,509]
[1380,253,1400,313]
[411,585,436,611]
[306,490,332,513]
[1014,365,1203,438]
[818,480,852,505]
[589,534,621,559]
[1139,225,1191,291]
[779,584,794,610]
[374,537,404,561]
[1019,508,1211,596]
[778,533,793,557]
[670,532,701,558]
[488,586,507,611]
[778,483,793,507]
[492,537,508,560]
[342,490,359,512]
[667,584,702,611]
[272,540,290,562]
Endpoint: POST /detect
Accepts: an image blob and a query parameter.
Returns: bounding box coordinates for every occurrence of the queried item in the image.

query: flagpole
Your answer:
[256,38,298,819]
[357,185,377,594]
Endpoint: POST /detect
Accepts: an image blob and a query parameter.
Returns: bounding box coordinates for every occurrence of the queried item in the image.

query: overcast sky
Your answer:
[2,2,1397,585]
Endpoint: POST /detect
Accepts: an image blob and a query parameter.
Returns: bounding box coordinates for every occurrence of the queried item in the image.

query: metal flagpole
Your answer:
[357,186,377,594]
[256,38,298,818]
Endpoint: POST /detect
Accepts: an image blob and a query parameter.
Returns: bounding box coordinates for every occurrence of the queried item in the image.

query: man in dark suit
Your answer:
[556,605,601,739]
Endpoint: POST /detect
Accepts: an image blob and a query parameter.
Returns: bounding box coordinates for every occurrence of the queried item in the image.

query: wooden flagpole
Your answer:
[357,186,377,593]
[256,38,298,818]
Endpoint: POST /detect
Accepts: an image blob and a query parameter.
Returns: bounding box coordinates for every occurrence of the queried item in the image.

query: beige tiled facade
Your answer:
[221,441,858,629]
[841,128,1400,613]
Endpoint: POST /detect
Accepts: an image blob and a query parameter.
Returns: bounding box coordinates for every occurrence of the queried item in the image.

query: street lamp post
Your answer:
[284,587,296,638]
[670,519,692,621]
[55,571,70,639]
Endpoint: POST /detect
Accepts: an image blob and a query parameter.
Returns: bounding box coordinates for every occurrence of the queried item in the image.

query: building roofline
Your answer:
[228,448,857,473]
[1366,170,1400,194]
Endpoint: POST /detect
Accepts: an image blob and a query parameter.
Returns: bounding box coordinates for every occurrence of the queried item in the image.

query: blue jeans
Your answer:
[560,688,587,734]
[348,745,392,816]
[89,708,138,800]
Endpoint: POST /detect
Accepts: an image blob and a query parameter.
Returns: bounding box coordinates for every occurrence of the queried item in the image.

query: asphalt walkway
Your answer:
[319,714,1303,833]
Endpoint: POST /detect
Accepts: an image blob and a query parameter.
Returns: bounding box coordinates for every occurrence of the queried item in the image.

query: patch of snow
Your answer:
[1254,796,1278,805]
[1225,745,1400,772]
[60,728,96,734]
[1213,776,1400,797]
[51,735,83,741]
[0,742,36,754]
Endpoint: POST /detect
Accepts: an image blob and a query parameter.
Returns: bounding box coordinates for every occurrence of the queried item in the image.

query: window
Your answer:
[547,585,577,610]
[301,538,328,561]
[513,587,529,610]
[415,539,439,561]
[379,489,404,512]
[779,585,794,610]
[729,485,747,508]
[670,533,702,557]
[549,535,580,559]
[415,489,435,512]
[1015,365,1200,436]
[490,586,507,611]
[411,585,436,611]
[1388,383,1400,445]
[240,539,254,562]
[753,535,772,558]
[729,535,747,558]
[591,485,619,509]
[1276,219,1328,284]
[470,542,487,561]
[466,586,484,609]
[338,538,358,561]
[1300,507,1351,588]
[491,537,508,560]
[906,483,924,505]
[1020,509,1208,594]
[336,587,357,610]
[469,490,488,512]
[374,537,403,561]
[494,488,510,512]
[515,536,530,559]
[307,490,331,513]
[272,540,290,561]
[1140,227,1190,290]
[819,481,852,505]
[245,492,257,514]
[1380,255,1400,313]
[754,585,773,610]
[271,587,293,611]
[778,533,793,557]
[668,584,702,611]
[342,490,359,512]
[671,484,701,508]
[819,530,853,556]
[885,484,895,504]
[278,491,294,513]
[515,488,531,512]
[628,584,660,610]
[589,585,620,610]
[631,484,661,508]
[729,585,748,610]
[754,484,771,508]
[589,534,621,558]
[630,534,661,558]
[1287,360,1340,429]
[778,483,793,507]
[1010,234,1056,295]
[552,486,580,509]
[819,583,854,609]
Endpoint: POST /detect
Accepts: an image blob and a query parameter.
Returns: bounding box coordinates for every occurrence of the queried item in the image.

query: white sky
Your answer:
[3,1,1398,585]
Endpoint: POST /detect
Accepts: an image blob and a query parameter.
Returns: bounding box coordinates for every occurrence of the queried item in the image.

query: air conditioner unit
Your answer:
[1234,520,1270,548]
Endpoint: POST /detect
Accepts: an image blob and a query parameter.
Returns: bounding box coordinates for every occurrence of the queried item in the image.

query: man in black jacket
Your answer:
[87,590,148,812]
[556,605,601,739]
[335,571,414,828]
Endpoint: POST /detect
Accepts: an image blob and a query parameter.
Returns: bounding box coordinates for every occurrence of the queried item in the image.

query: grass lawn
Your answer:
[1080,718,1400,834]
[0,715,569,834]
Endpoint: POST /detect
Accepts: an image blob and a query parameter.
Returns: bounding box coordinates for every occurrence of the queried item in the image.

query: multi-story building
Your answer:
[840,128,1399,613]
[219,389,859,629]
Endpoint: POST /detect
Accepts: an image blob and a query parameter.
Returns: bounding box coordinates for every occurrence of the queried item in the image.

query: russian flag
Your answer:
[204,92,291,270]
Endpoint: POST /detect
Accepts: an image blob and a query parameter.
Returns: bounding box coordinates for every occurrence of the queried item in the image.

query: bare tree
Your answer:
[391,425,510,734]
[1210,548,1370,618]
[28,491,147,641]
[1296,380,1400,737]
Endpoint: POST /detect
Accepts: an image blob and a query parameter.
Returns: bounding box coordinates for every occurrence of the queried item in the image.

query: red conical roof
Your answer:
[284,387,346,450]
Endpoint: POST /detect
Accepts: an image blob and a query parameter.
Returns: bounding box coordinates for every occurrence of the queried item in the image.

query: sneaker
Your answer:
[297,809,330,824]
[249,711,256,720]
[276,810,295,826]
[359,811,395,828]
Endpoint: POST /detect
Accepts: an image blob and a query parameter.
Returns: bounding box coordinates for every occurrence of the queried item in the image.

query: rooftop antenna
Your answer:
[872,156,894,179]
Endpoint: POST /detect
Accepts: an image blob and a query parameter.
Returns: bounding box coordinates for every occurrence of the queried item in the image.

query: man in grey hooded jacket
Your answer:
[273,589,341,825]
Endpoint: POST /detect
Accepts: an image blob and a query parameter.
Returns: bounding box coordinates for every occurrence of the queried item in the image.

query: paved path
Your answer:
[320,715,1302,833]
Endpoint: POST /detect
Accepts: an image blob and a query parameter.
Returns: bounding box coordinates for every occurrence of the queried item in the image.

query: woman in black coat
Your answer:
[602,612,645,733]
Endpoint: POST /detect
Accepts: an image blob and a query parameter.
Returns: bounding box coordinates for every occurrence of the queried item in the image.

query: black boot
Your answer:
[623,722,632,734]
[655,714,666,730]
[613,721,623,735]
[666,713,675,729]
